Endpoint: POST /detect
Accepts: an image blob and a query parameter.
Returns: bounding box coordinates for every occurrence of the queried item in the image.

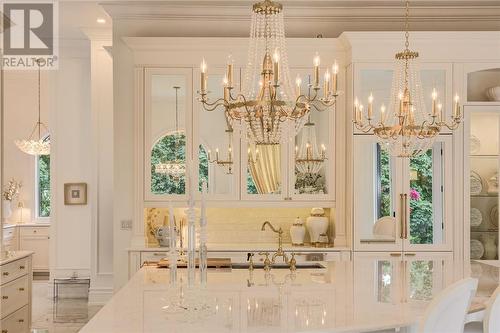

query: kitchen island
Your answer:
[81,256,495,333]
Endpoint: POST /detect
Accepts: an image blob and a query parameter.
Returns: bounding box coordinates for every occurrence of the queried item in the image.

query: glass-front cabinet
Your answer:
[143,67,335,202]
[353,135,454,252]
[466,105,500,261]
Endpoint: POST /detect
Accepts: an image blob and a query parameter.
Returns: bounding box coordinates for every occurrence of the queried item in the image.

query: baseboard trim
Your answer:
[88,287,113,305]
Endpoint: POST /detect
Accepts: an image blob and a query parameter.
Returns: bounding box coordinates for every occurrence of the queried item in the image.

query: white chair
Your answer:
[464,285,500,333]
[415,278,478,333]
[373,216,396,239]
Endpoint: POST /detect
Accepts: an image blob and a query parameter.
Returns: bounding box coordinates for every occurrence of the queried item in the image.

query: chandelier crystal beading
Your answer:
[295,117,327,174]
[198,0,339,147]
[353,0,462,158]
[15,59,50,156]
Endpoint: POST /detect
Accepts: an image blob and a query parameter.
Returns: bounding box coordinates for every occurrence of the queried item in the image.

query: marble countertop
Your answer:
[0,251,34,265]
[81,256,498,333]
[3,222,50,228]
[129,243,350,253]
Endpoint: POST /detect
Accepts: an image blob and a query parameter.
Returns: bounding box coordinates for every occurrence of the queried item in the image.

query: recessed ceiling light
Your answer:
[96,18,106,24]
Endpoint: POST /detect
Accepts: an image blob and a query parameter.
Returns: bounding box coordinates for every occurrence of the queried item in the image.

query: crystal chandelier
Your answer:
[15,59,50,155]
[295,117,327,174]
[198,0,338,145]
[155,86,186,180]
[207,127,234,175]
[353,0,462,158]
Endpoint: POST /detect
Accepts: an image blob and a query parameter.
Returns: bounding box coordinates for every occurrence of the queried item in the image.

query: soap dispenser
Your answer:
[290,217,306,246]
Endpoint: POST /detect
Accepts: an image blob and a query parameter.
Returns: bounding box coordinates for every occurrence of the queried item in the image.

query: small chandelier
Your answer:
[295,117,327,174]
[207,127,234,175]
[198,0,339,145]
[353,0,462,158]
[155,86,186,180]
[15,59,50,155]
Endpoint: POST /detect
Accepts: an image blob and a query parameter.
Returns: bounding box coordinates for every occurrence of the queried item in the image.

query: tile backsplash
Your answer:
[144,207,333,247]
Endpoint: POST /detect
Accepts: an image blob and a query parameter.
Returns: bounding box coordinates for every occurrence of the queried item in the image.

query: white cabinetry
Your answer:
[18,226,49,272]
[0,252,33,333]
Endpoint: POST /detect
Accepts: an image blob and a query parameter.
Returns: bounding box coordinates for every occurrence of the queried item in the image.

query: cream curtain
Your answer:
[249,144,281,194]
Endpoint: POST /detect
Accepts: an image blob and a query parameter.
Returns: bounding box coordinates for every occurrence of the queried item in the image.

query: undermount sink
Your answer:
[231,263,325,269]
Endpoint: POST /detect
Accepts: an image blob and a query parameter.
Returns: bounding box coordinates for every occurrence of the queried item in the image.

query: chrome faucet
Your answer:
[261,221,289,265]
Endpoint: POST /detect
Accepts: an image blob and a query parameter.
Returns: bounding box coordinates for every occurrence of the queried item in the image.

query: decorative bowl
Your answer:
[486,86,500,101]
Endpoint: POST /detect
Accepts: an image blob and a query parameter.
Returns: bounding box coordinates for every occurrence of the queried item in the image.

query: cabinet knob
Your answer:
[2,272,9,276]
[2,295,8,299]
[18,287,25,291]
[33,230,37,233]
[18,319,24,323]
[19,265,25,270]
[2,329,8,333]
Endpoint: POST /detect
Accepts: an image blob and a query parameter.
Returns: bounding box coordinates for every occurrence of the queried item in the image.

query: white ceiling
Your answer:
[58,0,500,39]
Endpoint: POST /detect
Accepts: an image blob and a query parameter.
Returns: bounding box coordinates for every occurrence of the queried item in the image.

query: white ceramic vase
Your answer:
[2,200,12,220]
[306,208,328,244]
[290,217,306,246]
[480,234,497,260]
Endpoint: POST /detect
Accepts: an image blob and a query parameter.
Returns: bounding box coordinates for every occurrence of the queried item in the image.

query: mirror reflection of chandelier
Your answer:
[155,86,186,180]
[353,0,462,158]
[15,59,50,156]
[198,0,338,145]
[295,117,327,174]
[207,127,234,175]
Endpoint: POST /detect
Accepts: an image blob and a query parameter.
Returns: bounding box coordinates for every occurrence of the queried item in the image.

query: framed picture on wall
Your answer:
[64,183,87,205]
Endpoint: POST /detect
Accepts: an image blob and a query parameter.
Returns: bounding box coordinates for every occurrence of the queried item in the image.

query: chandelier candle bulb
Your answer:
[431,88,438,116]
[321,144,326,158]
[295,75,302,96]
[273,49,280,86]
[324,70,330,99]
[381,104,387,123]
[398,92,404,116]
[313,53,320,87]
[454,94,460,118]
[216,148,219,161]
[368,93,374,119]
[332,61,338,94]
[200,59,207,92]
[438,103,443,122]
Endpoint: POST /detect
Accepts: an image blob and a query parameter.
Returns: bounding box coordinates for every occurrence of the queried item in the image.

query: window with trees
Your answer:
[37,137,51,218]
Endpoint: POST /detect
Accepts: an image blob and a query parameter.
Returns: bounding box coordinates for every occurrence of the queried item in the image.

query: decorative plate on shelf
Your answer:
[470,171,483,196]
[470,207,483,227]
[470,135,481,154]
[490,205,498,227]
[471,239,485,260]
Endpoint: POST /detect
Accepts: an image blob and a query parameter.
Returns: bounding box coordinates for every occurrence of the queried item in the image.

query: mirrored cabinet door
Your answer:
[403,136,453,251]
[144,68,193,200]
[353,135,403,251]
[194,67,239,199]
[289,69,335,201]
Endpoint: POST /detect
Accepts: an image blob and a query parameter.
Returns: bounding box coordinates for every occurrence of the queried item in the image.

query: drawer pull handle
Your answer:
[18,319,24,323]
[2,329,8,333]
[33,230,37,233]
[19,265,25,269]
[19,287,25,291]
[3,272,9,276]
[2,295,8,299]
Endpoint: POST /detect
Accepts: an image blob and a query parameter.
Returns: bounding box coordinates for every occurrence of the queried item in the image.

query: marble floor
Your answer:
[31,279,102,333]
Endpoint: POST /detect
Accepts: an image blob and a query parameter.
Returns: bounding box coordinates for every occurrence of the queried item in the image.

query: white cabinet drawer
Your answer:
[1,276,29,319]
[140,251,168,264]
[3,227,15,241]
[1,257,29,285]
[19,226,49,237]
[1,305,29,333]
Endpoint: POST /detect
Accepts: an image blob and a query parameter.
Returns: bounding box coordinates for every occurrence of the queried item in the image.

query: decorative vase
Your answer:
[290,217,306,246]
[2,201,12,220]
[155,226,170,248]
[480,234,497,260]
[306,207,328,244]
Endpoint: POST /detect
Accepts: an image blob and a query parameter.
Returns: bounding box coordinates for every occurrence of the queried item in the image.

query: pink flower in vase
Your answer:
[410,188,421,201]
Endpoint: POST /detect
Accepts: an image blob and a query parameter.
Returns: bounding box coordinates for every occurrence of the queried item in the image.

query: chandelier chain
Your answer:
[37,58,41,140]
